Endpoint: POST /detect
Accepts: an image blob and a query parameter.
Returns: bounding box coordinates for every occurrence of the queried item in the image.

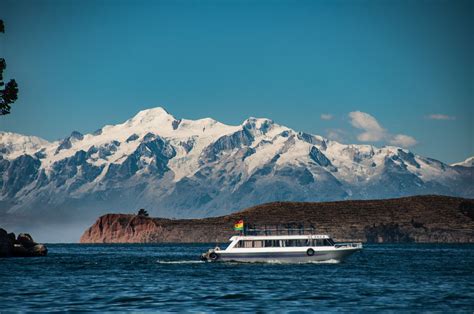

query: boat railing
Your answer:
[239,224,318,236]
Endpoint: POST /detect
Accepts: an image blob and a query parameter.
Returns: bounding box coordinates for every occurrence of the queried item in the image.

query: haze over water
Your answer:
[1,243,473,312]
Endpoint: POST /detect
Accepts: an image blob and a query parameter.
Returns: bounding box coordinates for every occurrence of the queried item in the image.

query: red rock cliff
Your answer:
[80,195,474,243]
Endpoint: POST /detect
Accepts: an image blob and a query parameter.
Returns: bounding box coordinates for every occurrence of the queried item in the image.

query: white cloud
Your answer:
[426,114,456,121]
[320,114,333,121]
[389,134,417,147]
[348,111,418,148]
[326,128,346,142]
[348,111,386,141]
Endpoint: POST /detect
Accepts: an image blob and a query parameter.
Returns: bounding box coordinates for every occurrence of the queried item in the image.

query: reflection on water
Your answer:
[1,243,473,311]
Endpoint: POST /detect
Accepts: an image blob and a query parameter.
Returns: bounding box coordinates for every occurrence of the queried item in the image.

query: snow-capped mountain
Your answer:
[1,107,473,230]
[452,157,474,168]
[0,132,49,158]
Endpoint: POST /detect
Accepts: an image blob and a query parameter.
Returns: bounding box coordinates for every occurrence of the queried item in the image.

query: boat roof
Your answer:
[230,234,331,241]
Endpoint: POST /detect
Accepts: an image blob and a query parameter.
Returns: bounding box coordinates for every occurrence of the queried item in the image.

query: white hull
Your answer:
[216,249,360,263]
[203,247,361,263]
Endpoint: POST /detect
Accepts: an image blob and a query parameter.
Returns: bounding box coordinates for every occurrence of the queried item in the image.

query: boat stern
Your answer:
[200,247,222,262]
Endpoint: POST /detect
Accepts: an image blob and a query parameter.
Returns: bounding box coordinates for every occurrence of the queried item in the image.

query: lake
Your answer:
[1,244,473,312]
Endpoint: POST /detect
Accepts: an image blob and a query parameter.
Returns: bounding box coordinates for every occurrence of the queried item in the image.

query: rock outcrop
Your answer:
[80,195,474,244]
[0,229,48,257]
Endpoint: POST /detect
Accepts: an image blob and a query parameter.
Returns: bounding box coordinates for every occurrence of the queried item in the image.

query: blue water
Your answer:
[1,244,473,312]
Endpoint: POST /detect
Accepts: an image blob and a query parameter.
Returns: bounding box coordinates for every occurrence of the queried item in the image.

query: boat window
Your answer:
[284,239,307,247]
[285,240,293,247]
[235,240,270,248]
[264,240,280,247]
[327,238,335,246]
[253,241,264,248]
[313,239,332,246]
[236,240,253,248]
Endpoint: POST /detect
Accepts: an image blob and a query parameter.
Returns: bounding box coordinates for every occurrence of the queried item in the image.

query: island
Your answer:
[80,195,474,244]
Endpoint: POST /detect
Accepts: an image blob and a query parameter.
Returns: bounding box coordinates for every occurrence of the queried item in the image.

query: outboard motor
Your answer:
[200,249,220,262]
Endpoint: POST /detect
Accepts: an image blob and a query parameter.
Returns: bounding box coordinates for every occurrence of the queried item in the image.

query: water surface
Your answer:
[1,244,473,312]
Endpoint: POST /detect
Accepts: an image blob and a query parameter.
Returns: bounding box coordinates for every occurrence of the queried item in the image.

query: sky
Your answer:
[0,0,472,164]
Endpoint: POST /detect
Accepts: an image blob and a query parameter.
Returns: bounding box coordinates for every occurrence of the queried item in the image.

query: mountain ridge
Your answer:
[452,156,474,168]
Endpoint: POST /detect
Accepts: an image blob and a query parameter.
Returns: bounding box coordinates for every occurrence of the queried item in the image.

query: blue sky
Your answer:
[0,0,472,163]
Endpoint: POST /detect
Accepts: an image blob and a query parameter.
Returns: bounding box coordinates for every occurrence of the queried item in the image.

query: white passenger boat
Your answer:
[201,231,363,263]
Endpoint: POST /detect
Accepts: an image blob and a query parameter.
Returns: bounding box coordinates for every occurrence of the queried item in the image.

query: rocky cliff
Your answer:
[80,195,474,243]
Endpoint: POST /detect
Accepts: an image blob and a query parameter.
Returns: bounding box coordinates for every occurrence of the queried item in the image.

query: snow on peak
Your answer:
[0,131,50,159]
[243,117,274,128]
[128,107,176,124]
[242,117,279,137]
[451,156,474,167]
[100,106,183,139]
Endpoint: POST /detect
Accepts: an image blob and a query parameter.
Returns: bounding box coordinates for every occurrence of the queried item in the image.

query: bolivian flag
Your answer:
[234,220,244,231]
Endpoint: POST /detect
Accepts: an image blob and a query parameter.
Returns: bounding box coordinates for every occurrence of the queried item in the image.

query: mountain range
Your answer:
[0,107,472,241]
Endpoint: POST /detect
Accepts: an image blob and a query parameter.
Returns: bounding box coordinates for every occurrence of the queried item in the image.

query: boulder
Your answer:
[12,243,47,257]
[8,232,15,241]
[0,229,47,258]
[0,228,14,257]
[17,233,36,248]
[12,244,29,257]
[31,244,48,256]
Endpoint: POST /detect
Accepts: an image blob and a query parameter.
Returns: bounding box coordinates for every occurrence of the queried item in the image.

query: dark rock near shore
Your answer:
[0,228,13,257]
[0,229,47,257]
[17,233,36,248]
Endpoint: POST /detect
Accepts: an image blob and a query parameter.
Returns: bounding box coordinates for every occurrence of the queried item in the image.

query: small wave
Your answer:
[156,260,205,264]
[263,259,340,264]
[226,259,341,264]
[306,259,340,264]
[156,259,340,264]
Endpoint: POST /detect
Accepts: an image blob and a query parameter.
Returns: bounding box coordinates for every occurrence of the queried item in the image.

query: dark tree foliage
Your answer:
[137,208,149,217]
[0,20,19,116]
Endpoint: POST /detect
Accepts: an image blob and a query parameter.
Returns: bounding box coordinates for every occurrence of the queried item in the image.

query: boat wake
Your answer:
[224,259,341,264]
[306,259,340,264]
[156,259,340,265]
[253,259,341,264]
[156,260,205,264]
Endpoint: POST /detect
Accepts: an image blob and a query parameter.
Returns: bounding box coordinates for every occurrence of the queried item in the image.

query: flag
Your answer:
[234,220,244,231]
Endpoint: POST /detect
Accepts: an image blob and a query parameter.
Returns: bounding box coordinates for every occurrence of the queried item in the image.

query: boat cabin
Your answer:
[228,235,336,249]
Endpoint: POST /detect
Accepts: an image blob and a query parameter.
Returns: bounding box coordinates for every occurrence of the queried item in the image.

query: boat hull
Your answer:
[203,247,361,263]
